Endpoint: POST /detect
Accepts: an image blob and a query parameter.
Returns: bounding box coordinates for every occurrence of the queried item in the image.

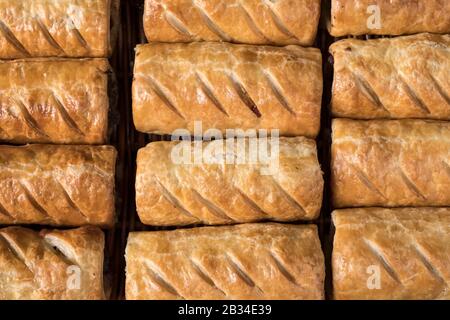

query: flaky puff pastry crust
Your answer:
[136,137,323,226]
[331,119,450,208]
[126,223,325,300]
[330,34,450,120]
[0,144,117,227]
[132,42,322,138]
[0,226,105,300]
[144,0,321,46]
[329,0,450,37]
[0,58,110,144]
[332,208,450,300]
[0,0,113,59]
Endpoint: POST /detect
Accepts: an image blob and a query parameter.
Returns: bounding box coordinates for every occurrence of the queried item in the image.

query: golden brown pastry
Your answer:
[0,226,105,300]
[331,119,450,208]
[143,0,321,46]
[126,223,325,300]
[330,34,450,120]
[329,0,450,37]
[136,137,323,226]
[0,144,117,227]
[132,42,323,138]
[332,208,450,300]
[0,0,114,59]
[0,58,110,144]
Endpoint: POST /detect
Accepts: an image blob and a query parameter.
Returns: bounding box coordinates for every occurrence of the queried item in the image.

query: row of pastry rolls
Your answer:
[329,2,450,299]
[126,1,326,300]
[0,1,120,300]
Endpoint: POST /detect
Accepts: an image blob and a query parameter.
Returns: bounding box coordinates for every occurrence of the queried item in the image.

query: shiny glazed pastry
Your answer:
[0,226,105,300]
[330,34,450,120]
[0,144,117,227]
[126,223,325,300]
[133,42,323,138]
[332,208,450,300]
[331,119,450,208]
[136,137,323,226]
[0,58,110,144]
[329,0,450,37]
[143,0,321,46]
[0,0,116,59]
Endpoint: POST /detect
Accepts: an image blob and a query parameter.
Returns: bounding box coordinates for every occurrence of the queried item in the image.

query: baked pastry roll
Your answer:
[132,42,323,138]
[330,34,450,120]
[143,0,321,46]
[0,58,110,144]
[126,223,325,300]
[332,208,450,300]
[0,226,105,300]
[329,0,450,37]
[0,144,117,227]
[136,137,323,226]
[0,0,115,59]
[331,119,450,208]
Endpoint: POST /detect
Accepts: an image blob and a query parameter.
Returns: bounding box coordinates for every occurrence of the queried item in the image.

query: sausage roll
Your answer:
[330,34,450,120]
[0,58,110,144]
[0,144,117,227]
[333,208,450,300]
[0,0,115,59]
[136,137,323,226]
[329,0,450,37]
[133,42,323,138]
[0,226,105,300]
[126,223,325,300]
[331,119,450,208]
[143,0,321,46]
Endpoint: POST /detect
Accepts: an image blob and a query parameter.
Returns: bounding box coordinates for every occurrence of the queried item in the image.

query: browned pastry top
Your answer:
[126,223,325,300]
[0,226,105,300]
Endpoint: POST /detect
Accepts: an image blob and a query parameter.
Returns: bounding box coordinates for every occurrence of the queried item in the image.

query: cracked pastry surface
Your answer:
[329,0,450,37]
[126,223,325,300]
[0,0,113,59]
[136,137,323,226]
[0,58,110,144]
[332,208,450,300]
[132,42,323,138]
[143,0,321,46]
[0,226,105,300]
[0,144,117,227]
[330,34,450,120]
[331,119,450,208]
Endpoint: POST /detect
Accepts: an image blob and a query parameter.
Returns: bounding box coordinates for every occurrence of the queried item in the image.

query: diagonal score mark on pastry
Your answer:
[0,201,14,220]
[0,20,31,57]
[234,187,270,219]
[138,74,186,119]
[399,168,427,200]
[19,181,54,221]
[228,73,262,118]
[164,11,194,37]
[54,179,89,221]
[398,76,431,114]
[144,260,185,299]
[271,177,307,215]
[13,98,49,138]
[263,70,296,115]
[35,17,66,54]
[413,243,448,288]
[352,72,391,114]
[0,232,34,275]
[195,71,230,117]
[428,73,450,106]
[269,252,298,286]
[190,189,236,222]
[239,3,274,44]
[190,259,227,296]
[153,179,200,221]
[193,4,235,42]
[225,253,263,294]
[69,20,91,52]
[352,165,387,199]
[51,93,85,136]
[363,238,403,285]
[264,0,299,40]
